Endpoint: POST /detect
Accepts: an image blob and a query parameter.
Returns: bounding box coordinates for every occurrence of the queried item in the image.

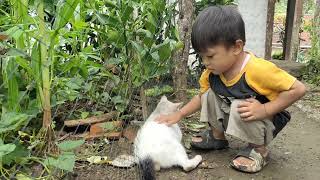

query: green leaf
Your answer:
[61,57,79,73]
[0,112,29,134]
[174,41,184,51]
[30,42,41,83]
[95,14,120,26]
[5,58,20,111]
[99,122,115,131]
[0,143,16,157]
[79,66,89,78]
[86,54,102,61]
[80,111,89,119]
[44,152,75,171]
[65,77,84,90]
[136,29,153,39]
[107,29,120,42]
[130,41,146,58]
[53,0,80,30]
[106,58,125,65]
[57,139,85,151]
[16,57,32,74]
[5,26,24,40]
[145,13,157,33]
[150,51,160,61]
[74,19,87,29]
[16,174,32,180]
[121,3,134,22]
[111,95,123,104]
[159,46,171,61]
[153,40,172,61]
[105,0,117,8]
[101,92,110,103]
[6,48,27,57]
[2,143,29,166]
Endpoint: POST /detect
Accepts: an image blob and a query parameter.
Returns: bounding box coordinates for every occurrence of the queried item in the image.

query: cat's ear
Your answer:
[160,95,168,102]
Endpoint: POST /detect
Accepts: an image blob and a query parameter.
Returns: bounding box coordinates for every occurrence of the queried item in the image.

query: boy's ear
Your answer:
[232,39,244,55]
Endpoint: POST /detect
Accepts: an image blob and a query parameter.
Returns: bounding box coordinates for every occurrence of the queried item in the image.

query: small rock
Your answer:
[199,161,219,169]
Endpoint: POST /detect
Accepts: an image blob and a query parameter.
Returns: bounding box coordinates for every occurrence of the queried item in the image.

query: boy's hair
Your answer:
[191,6,246,53]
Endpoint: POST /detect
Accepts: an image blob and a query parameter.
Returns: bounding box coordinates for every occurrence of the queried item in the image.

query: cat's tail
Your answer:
[138,156,155,180]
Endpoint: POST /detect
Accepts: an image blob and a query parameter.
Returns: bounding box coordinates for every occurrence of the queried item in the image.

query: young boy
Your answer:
[156,6,306,173]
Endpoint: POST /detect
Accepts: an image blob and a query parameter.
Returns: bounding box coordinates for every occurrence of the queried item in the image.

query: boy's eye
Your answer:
[207,56,213,58]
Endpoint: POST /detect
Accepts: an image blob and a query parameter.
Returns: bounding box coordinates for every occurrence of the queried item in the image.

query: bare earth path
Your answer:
[157,104,320,180]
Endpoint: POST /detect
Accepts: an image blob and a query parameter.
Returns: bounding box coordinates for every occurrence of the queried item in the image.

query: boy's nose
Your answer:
[202,59,210,66]
[204,62,212,68]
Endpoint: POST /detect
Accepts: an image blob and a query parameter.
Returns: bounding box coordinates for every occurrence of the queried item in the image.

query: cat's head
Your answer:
[155,96,183,114]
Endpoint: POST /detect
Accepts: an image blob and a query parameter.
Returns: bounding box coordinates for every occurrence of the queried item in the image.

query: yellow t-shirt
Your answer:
[199,52,296,101]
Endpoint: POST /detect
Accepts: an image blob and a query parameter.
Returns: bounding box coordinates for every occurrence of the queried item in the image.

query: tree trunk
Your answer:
[172,0,194,102]
[309,0,320,58]
[265,0,276,60]
[314,0,320,34]
[140,86,149,120]
[283,0,303,61]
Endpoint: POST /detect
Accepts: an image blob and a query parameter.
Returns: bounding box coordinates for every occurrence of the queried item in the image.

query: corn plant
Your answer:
[1,0,80,158]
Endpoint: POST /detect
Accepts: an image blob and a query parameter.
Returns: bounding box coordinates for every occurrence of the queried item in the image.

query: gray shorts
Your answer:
[200,89,275,145]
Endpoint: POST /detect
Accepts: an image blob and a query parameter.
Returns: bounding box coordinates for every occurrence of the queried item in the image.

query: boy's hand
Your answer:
[155,111,183,126]
[237,98,268,121]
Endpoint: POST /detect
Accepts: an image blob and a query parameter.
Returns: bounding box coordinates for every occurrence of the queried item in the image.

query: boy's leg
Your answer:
[204,89,229,139]
[191,89,229,149]
[226,99,275,146]
[226,99,275,172]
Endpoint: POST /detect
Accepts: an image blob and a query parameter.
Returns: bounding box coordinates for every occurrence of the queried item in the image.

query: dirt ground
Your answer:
[73,85,320,180]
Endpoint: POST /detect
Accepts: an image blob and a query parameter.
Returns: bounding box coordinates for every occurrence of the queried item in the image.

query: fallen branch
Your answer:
[57,133,71,141]
[86,132,122,140]
[64,111,118,127]
[70,132,123,140]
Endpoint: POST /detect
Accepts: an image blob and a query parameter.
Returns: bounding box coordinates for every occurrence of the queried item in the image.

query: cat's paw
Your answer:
[155,163,161,171]
[194,155,202,164]
[182,155,203,172]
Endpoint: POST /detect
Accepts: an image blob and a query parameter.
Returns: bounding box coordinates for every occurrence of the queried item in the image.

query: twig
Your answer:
[64,111,118,127]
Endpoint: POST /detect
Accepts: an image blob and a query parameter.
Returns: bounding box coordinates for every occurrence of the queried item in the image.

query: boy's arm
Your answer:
[264,80,306,116]
[238,80,306,121]
[156,94,201,126]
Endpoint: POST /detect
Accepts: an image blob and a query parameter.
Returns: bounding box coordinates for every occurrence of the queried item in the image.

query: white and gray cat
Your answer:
[134,96,202,180]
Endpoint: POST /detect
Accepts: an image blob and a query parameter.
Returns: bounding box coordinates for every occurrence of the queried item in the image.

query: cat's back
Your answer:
[136,119,181,144]
[139,120,172,138]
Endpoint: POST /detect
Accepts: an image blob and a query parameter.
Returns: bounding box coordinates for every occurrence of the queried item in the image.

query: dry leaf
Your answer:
[110,154,137,168]
[87,156,109,164]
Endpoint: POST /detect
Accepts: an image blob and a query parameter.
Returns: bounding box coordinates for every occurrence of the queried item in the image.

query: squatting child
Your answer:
[156,6,306,173]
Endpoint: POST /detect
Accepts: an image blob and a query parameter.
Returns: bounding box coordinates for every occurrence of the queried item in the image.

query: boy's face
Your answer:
[200,44,239,75]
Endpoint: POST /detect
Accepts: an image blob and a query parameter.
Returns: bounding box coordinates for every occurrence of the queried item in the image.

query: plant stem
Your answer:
[37,0,52,128]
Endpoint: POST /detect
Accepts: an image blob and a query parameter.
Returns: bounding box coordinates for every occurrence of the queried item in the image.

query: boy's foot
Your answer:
[190,129,229,150]
[230,145,269,173]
